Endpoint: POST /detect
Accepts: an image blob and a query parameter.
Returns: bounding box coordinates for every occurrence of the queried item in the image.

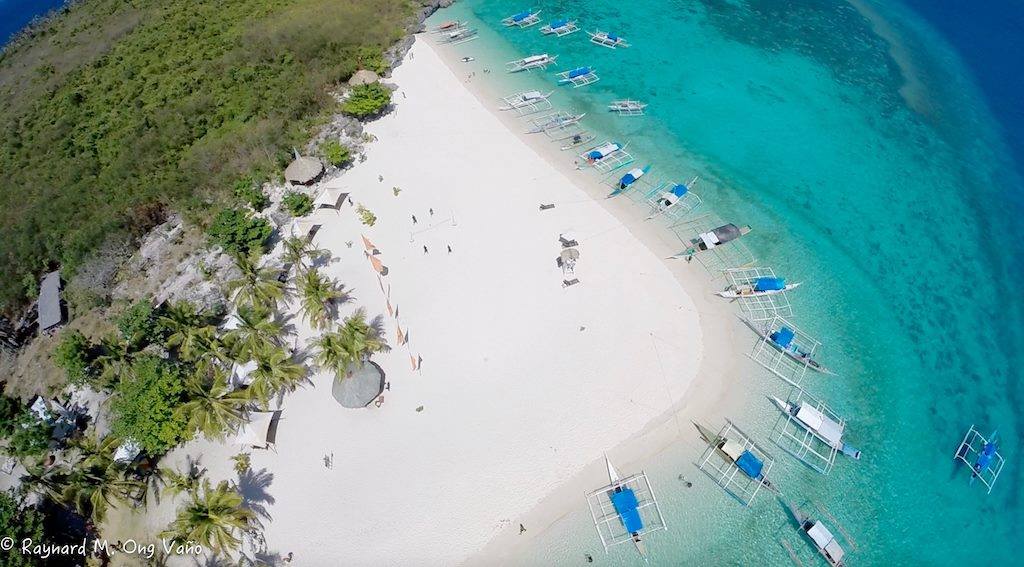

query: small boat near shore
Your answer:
[506,53,558,72]
[741,316,833,376]
[771,393,860,474]
[559,131,597,150]
[526,110,585,134]
[954,425,1005,493]
[540,18,579,36]
[586,456,667,562]
[438,27,478,45]
[695,421,777,506]
[503,9,542,28]
[498,90,554,114]
[609,99,647,116]
[557,66,600,88]
[674,223,751,259]
[588,30,630,49]
[581,141,634,172]
[429,20,465,34]
[645,177,701,221]
[718,276,801,299]
[610,165,651,195]
[785,500,849,567]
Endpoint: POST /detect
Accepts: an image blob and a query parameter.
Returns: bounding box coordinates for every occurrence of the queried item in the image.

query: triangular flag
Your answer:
[387,300,393,317]
[361,235,379,254]
[369,254,386,275]
[396,325,404,345]
[417,355,423,371]
[410,354,418,370]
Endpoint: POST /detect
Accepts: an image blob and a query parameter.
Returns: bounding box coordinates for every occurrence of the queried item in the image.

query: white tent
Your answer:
[314,188,348,210]
[237,411,279,449]
[291,219,322,240]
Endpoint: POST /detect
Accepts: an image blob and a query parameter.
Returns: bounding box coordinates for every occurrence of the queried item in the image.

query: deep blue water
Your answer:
[0,0,66,46]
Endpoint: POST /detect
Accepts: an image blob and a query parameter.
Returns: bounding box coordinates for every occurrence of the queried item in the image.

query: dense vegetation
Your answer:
[0,0,412,314]
[342,82,393,117]
[282,191,314,216]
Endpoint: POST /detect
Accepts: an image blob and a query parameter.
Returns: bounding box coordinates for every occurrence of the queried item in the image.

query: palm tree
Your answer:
[93,333,133,389]
[160,464,204,501]
[159,301,216,361]
[161,479,253,556]
[227,252,285,310]
[246,344,305,404]
[58,435,142,524]
[281,235,329,276]
[177,368,251,440]
[318,308,388,376]
[223,305,283,362]
[298,268,349,330]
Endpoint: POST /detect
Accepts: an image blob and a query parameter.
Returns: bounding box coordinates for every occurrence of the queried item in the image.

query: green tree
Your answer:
[226,252,285,310]
[52,330,96,385]
[342,82,392,118]
[281,236,329,277]
[314,308,387,376]
[159,301,217,362]
[224,305,283,362]
[298,269,348,330]
[117,299,162,348]
[177,369,251,440]
[233,175,269,211]
[282,191,314,216]
[320,140,351,167]
[161,479,254,556]
[93,333,135,391]
[0,489,47,567]
[208,208,272,257]
[6,413,54,458]
[110,356,190,454]
[246,344,305,404]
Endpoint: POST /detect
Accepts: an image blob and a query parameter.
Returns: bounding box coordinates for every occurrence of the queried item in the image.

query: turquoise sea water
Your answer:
[429,1,1022,565]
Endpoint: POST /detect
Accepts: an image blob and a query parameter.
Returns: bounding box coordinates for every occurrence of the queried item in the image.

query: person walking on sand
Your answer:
[378,174,383,183]
[412,214,417,224]
[447,244,452,254]
[423,245,429,254]
[429,207,434,216]
[519,523,526,535]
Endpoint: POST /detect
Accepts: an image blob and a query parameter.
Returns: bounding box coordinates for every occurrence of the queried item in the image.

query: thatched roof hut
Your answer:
[348,69,380,86]
[284,149,324,186]
[331,361,385,408]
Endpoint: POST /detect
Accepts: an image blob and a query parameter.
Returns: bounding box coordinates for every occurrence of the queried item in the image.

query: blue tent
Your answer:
[753,277,785,292]
[608,33,619,41]
[610,488,644,533]
[770,327,796,349]
[512,10,530,21]
[671,184,688,197]
[568,66,592,79]
[550,18,568,28]
[735,450,764,479]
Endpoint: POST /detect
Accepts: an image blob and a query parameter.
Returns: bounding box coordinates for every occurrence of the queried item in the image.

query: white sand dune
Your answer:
[106,36,749,566]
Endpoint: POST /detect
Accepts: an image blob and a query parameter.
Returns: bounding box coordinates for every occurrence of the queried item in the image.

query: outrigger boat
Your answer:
[645,177,701,220]
[742,316,833,376]
[718,275,801,299]
[586,456,667,563]
[557,66,600,88]
[438,27,479,45]
[610,165,651,195]
[497,90,554,114]
[674,223,751,260]
[506,53,558,72]
[526,111,585,134]
[771,393,860,474]
[695,421,777,506]
[429,20,465,34]
[558,130,597,151]
[785,501,849,567]
[540,18,579,36]
[588,30,630,49]
[502,8,542,28]
[609,99,647,116]
[581,141,634,172]
[954,425,1005,493]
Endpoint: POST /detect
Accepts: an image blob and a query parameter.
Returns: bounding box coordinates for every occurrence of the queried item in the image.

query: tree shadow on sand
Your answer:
[237,467,275,526]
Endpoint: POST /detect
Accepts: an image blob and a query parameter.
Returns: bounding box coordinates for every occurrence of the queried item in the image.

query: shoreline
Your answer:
[416,36,760,565]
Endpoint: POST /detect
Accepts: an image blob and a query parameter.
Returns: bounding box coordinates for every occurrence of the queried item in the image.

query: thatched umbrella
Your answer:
[348,69,380,86]
[331,361,385,408]
[284,149,324,185]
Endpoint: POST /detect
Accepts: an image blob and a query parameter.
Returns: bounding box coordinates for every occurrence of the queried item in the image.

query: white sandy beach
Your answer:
[105,36,751,566]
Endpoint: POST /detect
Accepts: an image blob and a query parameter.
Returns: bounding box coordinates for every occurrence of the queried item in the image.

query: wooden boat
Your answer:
[609,99,647,115]
[954,425,1005,493]
[610,165,651,195]
[718,277,801,299]
[497,90,554,111]
[557,66,600,88]
[540,18,579,36]
[586,456,667,562]
[429,20,465,34]
[741,317,832,374]
[785,501,848,567]
[772,396,861,460]
[588,30,630,49]
[506,53,558,72]
[559,130,596,151]
[695,422,777,497]
[502,9,542,28]
[438,27,478,45]
[676,223,751,258]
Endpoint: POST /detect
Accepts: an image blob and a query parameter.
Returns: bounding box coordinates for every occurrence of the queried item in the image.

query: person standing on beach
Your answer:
[412,214,417,224]
[519,523,526,535]
[423,245,429,254]
[447,244,452,254]
[429,207,434,216]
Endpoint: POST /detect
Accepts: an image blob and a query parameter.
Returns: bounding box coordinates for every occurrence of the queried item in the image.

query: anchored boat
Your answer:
[497,90,554,115]
[742,315,833,377]
[609,99,647,116]
[718,276,801,299]
[954,425,1005,493]
[502,9,542,28]
[644,177,701,221]
[588,29,630,49]
[586,456,667,563]
[540,18,579,36]
[526,110,585,134]
[785,501,849,567]
[437,27,478,46]
[557,66,600,88]
[581,141,634,172]
[610,165,651,195]
[429,20,465,34]
[695,421,777,506]
[771,393,860,474]
[674,223,751,259]
[506,53,558,72]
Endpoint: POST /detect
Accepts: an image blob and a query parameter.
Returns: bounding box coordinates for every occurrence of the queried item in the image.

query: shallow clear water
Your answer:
[430,1,1023,564]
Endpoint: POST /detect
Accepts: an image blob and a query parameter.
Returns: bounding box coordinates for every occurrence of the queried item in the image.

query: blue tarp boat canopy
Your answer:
[770,327,795,349]
[671,184,688,197]
[512,10,530,21]
[753,277,785,292]
[736,450,764,479]
[610,488,644,533]
[568,66,591,78]
[608,33,619,41]
[551,19,568,28]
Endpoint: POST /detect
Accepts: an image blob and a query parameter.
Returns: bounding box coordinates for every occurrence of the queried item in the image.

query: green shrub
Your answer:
[282,191,314,217]
[110,355,190,454]
[0,396,21,438]
[52,330,95,385]
[0,489,47,566]
[320,140,351,167]
[6,413,53,458]
[234,176,270,211]
[355,204,377,227]
[342,83,391,118]
[117,299,161,348]
[207,208,272,256]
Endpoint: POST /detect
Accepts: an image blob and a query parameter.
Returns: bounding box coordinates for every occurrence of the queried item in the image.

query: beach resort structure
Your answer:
[36,270,65,334]
[284,150,325,186]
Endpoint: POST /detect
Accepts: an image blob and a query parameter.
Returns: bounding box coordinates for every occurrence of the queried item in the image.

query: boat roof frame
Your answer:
[438,28,479,46]
[586,470,667,553]
[640,177,702,222]
[500,90,554,116]
[722,266,796,322]
[589,29,631,49]
[745,314,822,388]
[771,389,843,475]
[697,420,776,507]
[543,20,580,37]
[954,425,1005,493]
[526,110,583,134]
[558,68,600,88]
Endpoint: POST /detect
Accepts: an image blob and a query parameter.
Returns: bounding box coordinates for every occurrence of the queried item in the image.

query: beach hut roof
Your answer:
[331,361,385,408]
[348,69,380,86]
[37,270,64,332]
[237,411,278,448]
[284,150,324,185]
